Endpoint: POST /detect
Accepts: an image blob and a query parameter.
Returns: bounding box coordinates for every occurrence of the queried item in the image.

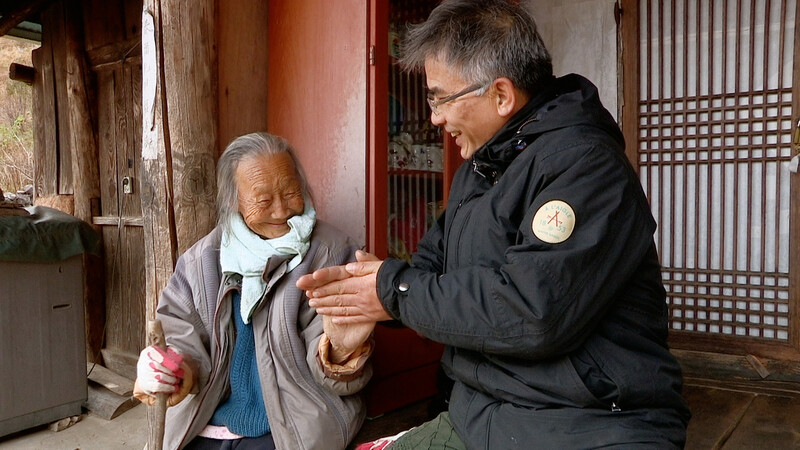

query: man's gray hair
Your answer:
[399,0,552,95]
[216,132,312,234]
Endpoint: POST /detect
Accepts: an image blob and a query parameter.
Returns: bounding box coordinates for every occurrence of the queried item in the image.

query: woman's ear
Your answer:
[493,77,526,118]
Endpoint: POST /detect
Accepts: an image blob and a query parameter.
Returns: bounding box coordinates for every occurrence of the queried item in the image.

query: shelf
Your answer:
[388,168,443,177]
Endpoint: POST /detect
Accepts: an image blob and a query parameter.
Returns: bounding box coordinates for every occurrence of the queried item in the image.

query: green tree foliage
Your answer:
[0,36,36,196]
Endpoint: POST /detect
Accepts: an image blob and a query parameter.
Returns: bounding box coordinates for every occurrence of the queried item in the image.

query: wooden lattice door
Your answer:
[621,0,800,368]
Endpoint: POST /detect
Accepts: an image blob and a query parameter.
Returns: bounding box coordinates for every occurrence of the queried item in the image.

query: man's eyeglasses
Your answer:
[426,83,489,116]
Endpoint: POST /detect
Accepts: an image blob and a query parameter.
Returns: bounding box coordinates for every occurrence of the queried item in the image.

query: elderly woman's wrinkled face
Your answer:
[236,152,305,239]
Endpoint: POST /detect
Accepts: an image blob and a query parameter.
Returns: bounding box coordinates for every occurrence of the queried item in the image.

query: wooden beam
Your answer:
[0,0,52,37]
[86,362,134,397]
[85,381,139,420]
[100,347,138,381]
[86,37,141,70]
[9,63,34,85]
[673,349,800,383]
[92,215,144,226]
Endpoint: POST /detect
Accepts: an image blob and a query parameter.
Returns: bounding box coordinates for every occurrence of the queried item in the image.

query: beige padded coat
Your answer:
[156,222,370,450]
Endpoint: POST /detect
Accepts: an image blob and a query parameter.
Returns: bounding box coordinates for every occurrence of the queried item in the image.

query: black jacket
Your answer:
[377,74,690,449]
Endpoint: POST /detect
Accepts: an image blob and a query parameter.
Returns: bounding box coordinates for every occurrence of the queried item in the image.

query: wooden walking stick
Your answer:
[146,320,168,450]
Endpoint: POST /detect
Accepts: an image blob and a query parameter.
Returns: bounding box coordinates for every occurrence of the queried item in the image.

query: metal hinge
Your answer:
[369,45,376,66]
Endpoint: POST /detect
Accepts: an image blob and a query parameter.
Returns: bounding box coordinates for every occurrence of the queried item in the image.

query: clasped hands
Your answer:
[297,250,392,362]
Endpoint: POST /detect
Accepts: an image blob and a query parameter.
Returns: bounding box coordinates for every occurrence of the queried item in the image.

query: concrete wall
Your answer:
[525,0,619,121]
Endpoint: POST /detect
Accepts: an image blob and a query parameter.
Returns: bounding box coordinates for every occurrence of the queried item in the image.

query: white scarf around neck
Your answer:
[220,201,316,323]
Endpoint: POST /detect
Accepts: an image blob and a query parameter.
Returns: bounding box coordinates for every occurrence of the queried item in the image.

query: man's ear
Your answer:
[493,77,525,118]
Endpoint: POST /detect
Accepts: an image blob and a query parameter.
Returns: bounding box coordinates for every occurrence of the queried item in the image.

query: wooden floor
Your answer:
[683,378,800,449]
[351,379,800,449]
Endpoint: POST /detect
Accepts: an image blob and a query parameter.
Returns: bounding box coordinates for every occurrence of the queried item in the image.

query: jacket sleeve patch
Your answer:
[532,200,576,244]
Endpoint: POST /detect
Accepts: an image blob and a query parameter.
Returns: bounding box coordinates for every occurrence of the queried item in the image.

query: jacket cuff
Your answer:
[376,258,411,320]
[317,333,374,382]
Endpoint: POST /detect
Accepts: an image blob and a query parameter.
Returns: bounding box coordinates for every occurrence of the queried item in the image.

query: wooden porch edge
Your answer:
[673,348,800,385]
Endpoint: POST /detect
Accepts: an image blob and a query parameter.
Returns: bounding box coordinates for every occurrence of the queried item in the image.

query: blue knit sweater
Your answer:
[209,292,270,437]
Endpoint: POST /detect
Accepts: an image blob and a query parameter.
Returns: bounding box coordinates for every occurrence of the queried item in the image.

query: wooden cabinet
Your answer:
[386,1,441,260]
[0,256,86,437]
[383,0,461,260]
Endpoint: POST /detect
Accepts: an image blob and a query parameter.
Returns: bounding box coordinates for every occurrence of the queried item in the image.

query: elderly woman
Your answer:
[133,132,374,450]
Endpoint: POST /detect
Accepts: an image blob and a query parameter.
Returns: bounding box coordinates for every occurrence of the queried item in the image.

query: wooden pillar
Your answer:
[32,46,58,198]
[619,0,639,169]
[64,0,101,226]
[160,0,218,255]
[42,1,74,195]
[141,0,218,320]
[141,4,176,322]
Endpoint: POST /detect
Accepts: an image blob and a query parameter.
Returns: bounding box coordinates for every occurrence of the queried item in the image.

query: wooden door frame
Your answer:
[368,0,389,258]
[790,0,800,360]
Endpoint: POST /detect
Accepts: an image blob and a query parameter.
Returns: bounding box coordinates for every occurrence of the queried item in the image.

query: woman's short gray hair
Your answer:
[216,132,312,234]
[399,0,552,95]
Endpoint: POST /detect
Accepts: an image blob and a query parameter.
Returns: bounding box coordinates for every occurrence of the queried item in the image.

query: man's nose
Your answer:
[430,110,445,127]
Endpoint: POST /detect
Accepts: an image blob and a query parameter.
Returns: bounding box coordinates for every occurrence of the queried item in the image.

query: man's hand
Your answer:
[297,250,393,325]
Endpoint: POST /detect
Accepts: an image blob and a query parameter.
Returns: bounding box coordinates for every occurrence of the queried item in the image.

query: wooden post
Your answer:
[158,0,218,255]
[61,0,107,364]
[141,0,218,321]
[43,1,74,195]
[619,0,640,169]
[141,8,174,448]
[140,6,219,445]
[32,46,58,197]
[64,0,101,227]
[141,4,177,323]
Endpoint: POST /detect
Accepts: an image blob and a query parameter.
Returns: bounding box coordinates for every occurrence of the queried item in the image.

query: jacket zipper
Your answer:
[178,282,235,448]
[280,292,349,447]
[445,168,485,270]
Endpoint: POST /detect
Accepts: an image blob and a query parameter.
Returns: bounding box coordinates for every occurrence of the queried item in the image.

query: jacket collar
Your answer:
[470,74,623,183]
[470,75,558,182]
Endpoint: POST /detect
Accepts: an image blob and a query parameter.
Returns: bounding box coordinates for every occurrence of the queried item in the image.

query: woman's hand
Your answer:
[323,315,376,363]
[133,346,194,407]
